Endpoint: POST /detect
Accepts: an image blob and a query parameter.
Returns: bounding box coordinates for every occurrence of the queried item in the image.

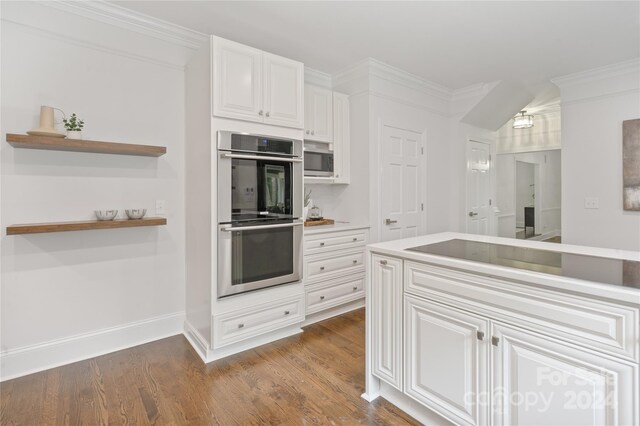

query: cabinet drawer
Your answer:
[405,261,640,362]
[306,275,364,314]
[304,229,367,255]
[213,295,304,349]
[305,249,365,282]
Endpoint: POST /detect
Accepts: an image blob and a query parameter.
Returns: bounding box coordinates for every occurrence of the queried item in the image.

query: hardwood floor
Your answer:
[1,309,418,425]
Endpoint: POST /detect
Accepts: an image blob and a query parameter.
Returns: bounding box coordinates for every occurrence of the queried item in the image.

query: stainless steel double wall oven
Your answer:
[217,131,304,298]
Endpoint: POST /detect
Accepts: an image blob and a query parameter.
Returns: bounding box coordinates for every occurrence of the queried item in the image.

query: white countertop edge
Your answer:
[303,222,370,235]
[367,232,640,304]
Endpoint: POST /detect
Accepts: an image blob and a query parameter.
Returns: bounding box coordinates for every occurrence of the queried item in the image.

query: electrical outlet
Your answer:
[156,199,166,215]
[584,197,599,209]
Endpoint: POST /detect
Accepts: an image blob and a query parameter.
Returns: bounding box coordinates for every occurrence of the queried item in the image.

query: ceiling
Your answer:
[112,1,639,91]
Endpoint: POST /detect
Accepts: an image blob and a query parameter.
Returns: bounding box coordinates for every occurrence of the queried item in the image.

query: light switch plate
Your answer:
[156,199,166,215]
[584,197,599,209]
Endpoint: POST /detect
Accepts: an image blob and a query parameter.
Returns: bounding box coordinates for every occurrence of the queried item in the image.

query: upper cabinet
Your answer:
[304,84,333,142]
[332,92,350,184]
[213,37,304,129]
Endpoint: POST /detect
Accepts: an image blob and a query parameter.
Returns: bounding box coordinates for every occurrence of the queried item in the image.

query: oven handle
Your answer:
[221,221,304,232]
[220,153,303,163]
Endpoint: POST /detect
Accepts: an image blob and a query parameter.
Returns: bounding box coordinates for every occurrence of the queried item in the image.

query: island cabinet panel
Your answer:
[405,261,639,363]
[371,254,403,390]
[405,295,489,426]
[492,323,637,426]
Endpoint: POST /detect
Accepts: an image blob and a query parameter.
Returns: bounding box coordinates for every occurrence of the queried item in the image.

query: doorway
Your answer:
[379,125,424,242]
[515,161,538,239]
[466,140,492,235]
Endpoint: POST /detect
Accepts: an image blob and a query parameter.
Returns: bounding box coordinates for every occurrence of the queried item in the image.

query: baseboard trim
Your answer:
[183,320,210,363]
[0,312,185,382]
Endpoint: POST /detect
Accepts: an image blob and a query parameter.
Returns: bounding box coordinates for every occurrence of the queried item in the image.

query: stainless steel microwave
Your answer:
[304,147,334,177]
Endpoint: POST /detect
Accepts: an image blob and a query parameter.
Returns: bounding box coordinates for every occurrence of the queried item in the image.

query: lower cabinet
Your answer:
[369,256,639,426]
[371,254,403,390]
[405,295,489,426]
[492,323,637,426]
[303,227,369,319]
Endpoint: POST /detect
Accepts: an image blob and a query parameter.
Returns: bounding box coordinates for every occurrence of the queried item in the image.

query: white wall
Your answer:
[553,59,640,250]
[327,59,455,243]
[497,110,561,154]
[0,2,196,380]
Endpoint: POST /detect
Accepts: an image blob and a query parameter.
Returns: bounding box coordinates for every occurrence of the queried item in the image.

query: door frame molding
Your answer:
[375,119,427,243]
[466,137,496,235]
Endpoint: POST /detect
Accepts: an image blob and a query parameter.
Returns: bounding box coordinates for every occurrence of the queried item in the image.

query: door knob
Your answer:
[477,331,485,341]
[311,130,315,135]
[258,110,264,116]
[385,218,398,225]
[306,130,310,135]
[266,111,270,117]
[468,212,478,217]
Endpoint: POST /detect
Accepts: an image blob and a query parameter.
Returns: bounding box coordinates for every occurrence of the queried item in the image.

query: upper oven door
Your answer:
[218,151,303,223]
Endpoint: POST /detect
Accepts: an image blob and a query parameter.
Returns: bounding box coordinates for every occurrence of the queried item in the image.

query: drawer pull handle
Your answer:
[238,323,245,329]
[284,310,290,315]
[320,296,325,300]
[320,266,325,271]
[352,260,357,264]
[492,336,499,346]
[353,286,358,291]
[380,260,387,265]
[320,242,325,246]
[353,238,357,241]
[477,331,485,341]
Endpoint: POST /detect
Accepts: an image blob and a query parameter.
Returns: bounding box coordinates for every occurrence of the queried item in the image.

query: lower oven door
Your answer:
[218,221,303,298]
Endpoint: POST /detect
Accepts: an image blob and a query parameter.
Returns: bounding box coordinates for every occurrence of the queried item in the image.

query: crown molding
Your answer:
[304,67,332,89]
[42,1,208,50]
[551,57,640,89]
[451,83,487,102]
[367,58,453,101]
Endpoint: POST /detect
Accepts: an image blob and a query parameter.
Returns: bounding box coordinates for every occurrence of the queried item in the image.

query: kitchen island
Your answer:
[364,232,640,426]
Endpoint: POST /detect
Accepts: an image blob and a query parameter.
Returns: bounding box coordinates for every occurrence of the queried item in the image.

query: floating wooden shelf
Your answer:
[6,134,166,157]
[6,217,167,235]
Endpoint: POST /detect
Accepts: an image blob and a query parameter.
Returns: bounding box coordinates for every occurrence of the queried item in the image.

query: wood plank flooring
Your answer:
[1,309,418,425]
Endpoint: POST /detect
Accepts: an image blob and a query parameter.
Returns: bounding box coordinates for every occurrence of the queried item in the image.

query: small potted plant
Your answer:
[63,113,85,139]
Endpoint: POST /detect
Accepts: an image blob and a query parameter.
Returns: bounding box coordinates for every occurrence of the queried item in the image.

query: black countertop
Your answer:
[407,239,640,289]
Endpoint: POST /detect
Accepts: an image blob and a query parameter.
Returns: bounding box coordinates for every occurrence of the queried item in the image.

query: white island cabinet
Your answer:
[364,232,640,426]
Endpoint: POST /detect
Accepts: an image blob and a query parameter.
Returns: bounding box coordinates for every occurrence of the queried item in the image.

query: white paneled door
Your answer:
[466,140,492,235]
[380,126,424,242]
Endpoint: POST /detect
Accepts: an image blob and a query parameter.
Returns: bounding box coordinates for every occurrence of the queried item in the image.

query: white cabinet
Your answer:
[371,254,403,390]
[304,84,333,142]
[213,37,303,129]
[333,92,350,184]
[303,87,351,185]
[366,255,640,426]
[303,227,368,319]
[492,323,637,426]
[405,295,489,426]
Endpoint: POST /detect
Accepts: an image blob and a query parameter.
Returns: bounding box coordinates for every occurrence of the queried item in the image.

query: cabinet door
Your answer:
[492,323,638,426]
[333,92,350,184]
[371,254,403,390]
[304,85,333,142]
[213,38,263,122]
[405,295,489,426]
[263,53,303,129]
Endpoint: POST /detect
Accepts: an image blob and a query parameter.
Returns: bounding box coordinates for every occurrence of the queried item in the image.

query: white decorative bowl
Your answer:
[125,209,147,219]
[95,210,118,221]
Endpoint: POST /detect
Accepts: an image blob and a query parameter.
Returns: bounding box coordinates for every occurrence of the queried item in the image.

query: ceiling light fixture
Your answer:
[513,111,534,129]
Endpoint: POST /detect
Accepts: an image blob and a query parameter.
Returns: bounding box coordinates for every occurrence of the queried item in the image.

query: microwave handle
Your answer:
[221,221,304,232]
[221,153,303,163]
